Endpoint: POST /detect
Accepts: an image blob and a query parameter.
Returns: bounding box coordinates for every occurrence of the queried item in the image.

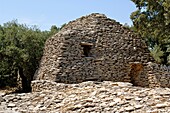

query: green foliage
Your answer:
[0,20,59,90]
[60,23,66,29]
[150,45,164,63]
[49,25,60,36]
[131,0,170,65]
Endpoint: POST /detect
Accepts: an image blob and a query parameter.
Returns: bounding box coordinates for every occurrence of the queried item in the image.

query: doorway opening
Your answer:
[129,63,143,86]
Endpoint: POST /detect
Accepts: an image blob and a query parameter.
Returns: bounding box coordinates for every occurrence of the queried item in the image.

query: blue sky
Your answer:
[0,0,136,31]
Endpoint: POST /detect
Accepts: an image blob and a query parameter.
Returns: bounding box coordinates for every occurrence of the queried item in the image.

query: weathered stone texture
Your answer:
[35,13,154,85]
[146,62,170,88]
[2,81,170,112]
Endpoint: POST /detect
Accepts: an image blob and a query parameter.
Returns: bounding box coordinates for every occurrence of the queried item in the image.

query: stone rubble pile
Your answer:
[1,81,170,113]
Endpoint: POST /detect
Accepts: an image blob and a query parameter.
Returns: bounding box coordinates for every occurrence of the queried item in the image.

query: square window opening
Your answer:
[81,45,92,57]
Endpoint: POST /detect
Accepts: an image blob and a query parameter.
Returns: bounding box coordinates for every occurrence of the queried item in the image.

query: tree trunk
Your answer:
[18,67,31,92]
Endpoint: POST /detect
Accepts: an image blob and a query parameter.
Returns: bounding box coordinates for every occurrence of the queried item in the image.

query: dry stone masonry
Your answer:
[33,13,170,88]
[146,62,170,88]
[1,81,170,112]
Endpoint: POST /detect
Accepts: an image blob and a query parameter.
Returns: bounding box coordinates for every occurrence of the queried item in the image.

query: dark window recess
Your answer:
[80,42,93,57]
[81,45,91,57]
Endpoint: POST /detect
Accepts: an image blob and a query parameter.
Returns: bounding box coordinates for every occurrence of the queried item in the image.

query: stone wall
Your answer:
[31,80,72,92]
[120,62,170,88]
[32,62,170,91]
[146,62,170,88]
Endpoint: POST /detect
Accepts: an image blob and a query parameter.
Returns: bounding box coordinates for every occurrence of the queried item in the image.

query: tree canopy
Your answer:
[0,20,59,92]
[131,0,170,65]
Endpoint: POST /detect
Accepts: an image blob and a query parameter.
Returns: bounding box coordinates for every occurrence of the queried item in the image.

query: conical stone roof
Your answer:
[35,13,154,85]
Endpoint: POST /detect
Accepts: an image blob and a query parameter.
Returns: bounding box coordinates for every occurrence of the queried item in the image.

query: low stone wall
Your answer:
[31,80,71,92]
[146,62,170,88]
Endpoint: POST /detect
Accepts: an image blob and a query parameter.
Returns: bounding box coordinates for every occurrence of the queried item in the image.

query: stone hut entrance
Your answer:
[129,62,143,86]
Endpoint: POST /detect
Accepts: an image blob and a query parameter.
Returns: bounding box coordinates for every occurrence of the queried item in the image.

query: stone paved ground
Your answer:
[1,81,170,113]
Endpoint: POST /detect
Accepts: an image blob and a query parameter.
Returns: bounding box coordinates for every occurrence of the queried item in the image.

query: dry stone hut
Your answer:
[34,13,169,88]
[35,13,153,86]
